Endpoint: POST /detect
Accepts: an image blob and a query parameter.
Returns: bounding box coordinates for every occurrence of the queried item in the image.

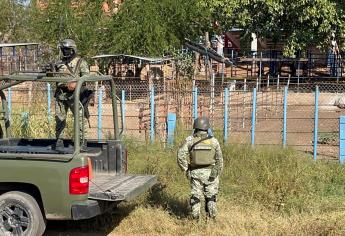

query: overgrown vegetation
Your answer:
[318,132,338,145]
[2,0,345,57]
[10,103,74,139]
[9,108,345,234]
[80,138,345,235]
[204,0,345,55]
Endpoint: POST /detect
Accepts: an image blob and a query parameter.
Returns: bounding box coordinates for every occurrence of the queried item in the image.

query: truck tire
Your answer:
[0,191,46,236]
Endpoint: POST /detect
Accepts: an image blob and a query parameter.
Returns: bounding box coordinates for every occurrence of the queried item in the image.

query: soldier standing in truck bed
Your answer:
[54,39,90,149]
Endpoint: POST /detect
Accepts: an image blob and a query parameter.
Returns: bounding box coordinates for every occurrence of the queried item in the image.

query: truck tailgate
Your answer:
[89,174,157,201]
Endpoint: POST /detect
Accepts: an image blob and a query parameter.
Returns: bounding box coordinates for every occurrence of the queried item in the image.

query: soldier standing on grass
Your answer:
[53,39,90,149]
[177,116,223,220]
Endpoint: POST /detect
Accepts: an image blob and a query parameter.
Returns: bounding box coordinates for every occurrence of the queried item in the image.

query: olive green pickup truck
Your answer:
[0,74,156,236]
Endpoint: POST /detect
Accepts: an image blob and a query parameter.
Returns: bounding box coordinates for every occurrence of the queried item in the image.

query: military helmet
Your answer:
[193,116,210,131]
[58,39,77,59]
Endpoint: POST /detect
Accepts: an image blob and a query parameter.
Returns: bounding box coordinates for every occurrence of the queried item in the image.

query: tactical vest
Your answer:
[55,57,84,101]
[60,57,84,76]
[189,138,216,167]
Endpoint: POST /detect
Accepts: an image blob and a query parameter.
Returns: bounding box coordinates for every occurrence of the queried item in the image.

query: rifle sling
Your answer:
[65,58,83,76]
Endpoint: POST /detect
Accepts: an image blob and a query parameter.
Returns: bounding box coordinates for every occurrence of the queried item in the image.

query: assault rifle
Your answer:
[41,61,73,76]
[16,61,94,126]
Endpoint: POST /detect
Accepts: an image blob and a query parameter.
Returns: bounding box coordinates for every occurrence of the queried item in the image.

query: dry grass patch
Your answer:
[111,200,345,236]
[113,139,345,235]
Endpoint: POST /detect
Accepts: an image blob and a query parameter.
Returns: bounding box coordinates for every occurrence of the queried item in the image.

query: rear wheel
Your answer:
[0,191,46,236]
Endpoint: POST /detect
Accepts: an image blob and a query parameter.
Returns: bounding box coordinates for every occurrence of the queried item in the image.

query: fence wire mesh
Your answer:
[3,78,345,159]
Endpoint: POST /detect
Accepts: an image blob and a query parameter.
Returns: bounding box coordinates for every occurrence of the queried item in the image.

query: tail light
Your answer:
[69,166,89,195]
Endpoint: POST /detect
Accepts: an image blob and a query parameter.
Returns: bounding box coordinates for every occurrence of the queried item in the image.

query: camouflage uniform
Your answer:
[55,56,90,142]
[177,130,223,219]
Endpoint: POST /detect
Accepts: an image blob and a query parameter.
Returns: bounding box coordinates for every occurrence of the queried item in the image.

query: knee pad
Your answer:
[205,195,217,215]
[205,195,217,204]
[190,195,200,206]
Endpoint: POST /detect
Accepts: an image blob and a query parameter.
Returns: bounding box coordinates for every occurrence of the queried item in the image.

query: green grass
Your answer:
[108,137,345,235]
[7,109,345,234]
[10,103,74,139]
[126,140,345,214]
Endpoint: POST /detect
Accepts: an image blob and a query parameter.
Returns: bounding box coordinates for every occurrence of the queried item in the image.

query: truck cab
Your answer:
[0,74,156,235]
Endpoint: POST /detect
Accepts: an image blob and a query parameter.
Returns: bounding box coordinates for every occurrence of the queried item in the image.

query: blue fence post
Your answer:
[167,113,176,147]
[150,86,155,143]
[47,83,51,121]
[193,87,198,120]
[223,88,229,143]
[251,88,257,147]
[339,116,345,164]
[313,86,319,161]
[282,86,288,147]
[121,90,126,133]
[97,87,103,141]
[7,87,11,121]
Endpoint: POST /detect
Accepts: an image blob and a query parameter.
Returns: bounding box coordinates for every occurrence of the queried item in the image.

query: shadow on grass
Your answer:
[147,182,190,219]
[44,203,137,236]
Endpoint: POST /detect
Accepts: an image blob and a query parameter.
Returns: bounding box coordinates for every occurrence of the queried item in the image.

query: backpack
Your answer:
[189,136,216,167]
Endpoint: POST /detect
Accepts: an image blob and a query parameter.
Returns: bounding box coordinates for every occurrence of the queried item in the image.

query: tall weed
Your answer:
[111,137,345,235]
[126,137,345,215]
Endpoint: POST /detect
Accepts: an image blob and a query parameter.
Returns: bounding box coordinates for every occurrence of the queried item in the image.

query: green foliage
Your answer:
[29,0,107,57]
[104,0,211,56]
[3,0,345,59]
[173,50,195,79]
[10,102,74,139]
[0,0,31,42]
[124,138,190,217]
[11,109,54,139]
[222,145,345,213]
[126,138,345,215]
[205,0,344,55]
[25,0,211,57]
[318,132,338,144]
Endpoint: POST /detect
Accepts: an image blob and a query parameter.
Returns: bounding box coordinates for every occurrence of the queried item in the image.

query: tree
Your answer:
[23,0,345,57]
[103,0,212,56]
[28,0,212,57]
[29,0,107,57]
[334,0,345,50]
[202,0,343,55]
[0,0,30,42]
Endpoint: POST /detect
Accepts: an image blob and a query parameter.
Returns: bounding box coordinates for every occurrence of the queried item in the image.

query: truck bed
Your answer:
[89,174,157,202]
[0,138,157,202]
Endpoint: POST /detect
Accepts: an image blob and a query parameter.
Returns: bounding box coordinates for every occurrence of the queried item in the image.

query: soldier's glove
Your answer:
[186,170,191,180]
[208,168,218,182]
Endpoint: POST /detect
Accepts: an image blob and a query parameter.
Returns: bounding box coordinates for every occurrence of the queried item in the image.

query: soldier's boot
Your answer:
[192,214,200,221]
[55,115,66,141]
[205,195,217,221]
[190,195,201,221]
[53,139,64,151]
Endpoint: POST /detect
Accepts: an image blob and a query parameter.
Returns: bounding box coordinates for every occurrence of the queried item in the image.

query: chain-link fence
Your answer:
[0,44,39,76]
[2,78,344,159]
